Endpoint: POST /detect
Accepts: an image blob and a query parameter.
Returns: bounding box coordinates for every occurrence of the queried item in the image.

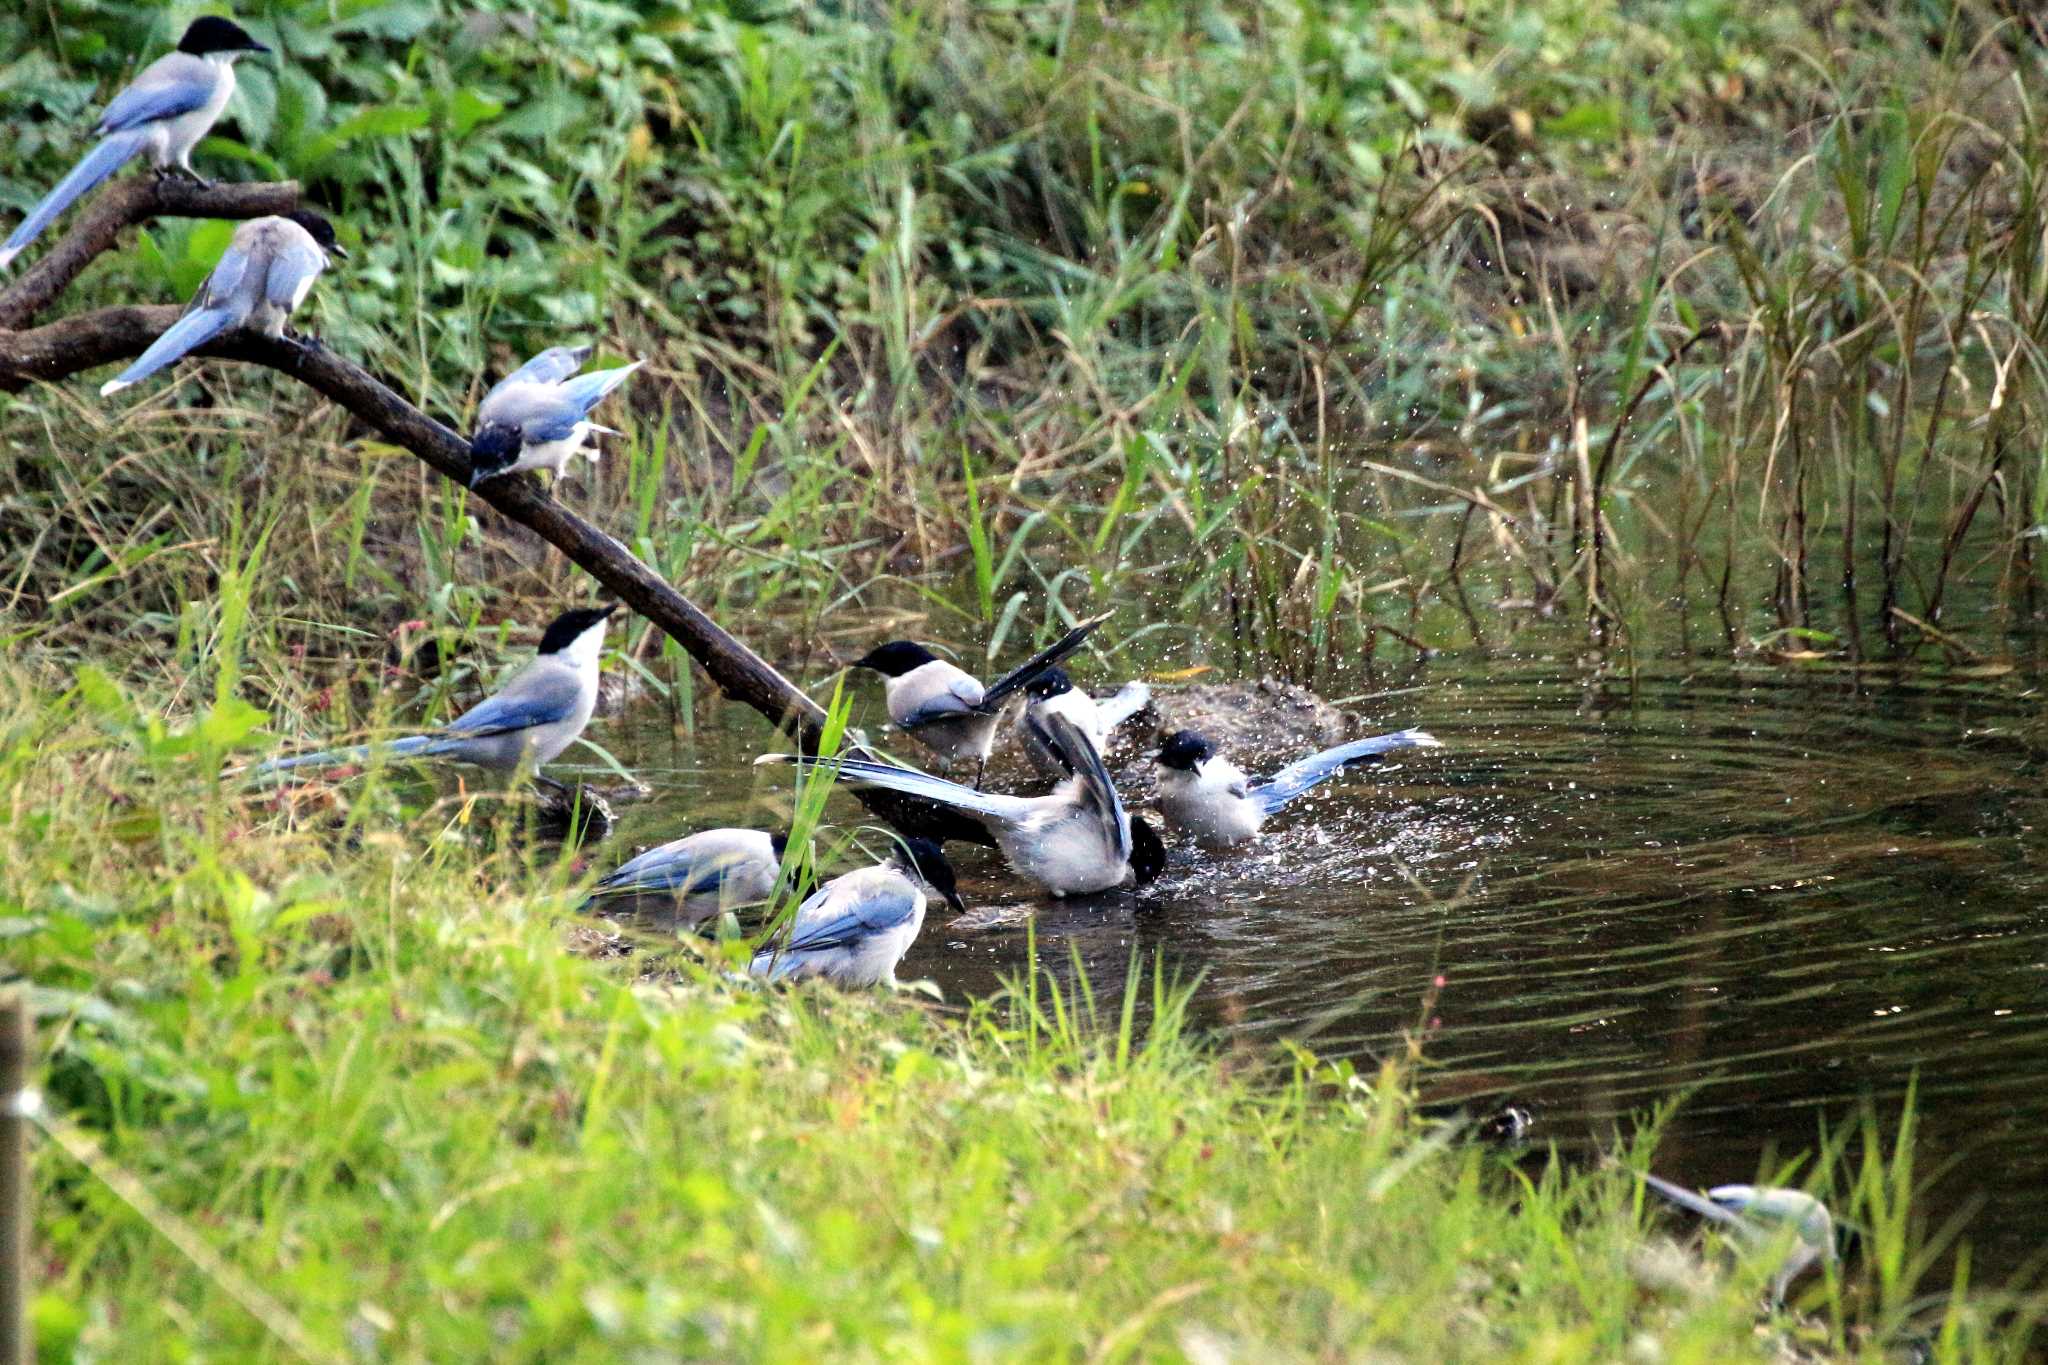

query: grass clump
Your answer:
[0,658,2028,1361]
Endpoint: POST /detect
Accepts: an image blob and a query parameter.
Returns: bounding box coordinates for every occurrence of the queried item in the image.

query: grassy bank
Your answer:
[0,659,2018,1362]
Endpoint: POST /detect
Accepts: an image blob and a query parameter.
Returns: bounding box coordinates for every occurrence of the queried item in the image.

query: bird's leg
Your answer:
[972,756,988,791]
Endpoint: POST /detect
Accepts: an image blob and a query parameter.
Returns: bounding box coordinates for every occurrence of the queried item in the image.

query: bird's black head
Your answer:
[1156,729,1214,772]
[852,640,938,678]
[1128,814,1166,887]
[894,835,965,913]
[770,830,791,860]
[285,210,346,259]
[1025,666,1074,702]
[467,422,522,487]
[178,16,269,56]
[536,603,619,655]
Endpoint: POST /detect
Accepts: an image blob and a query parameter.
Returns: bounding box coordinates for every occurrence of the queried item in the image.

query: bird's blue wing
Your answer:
[438,683,576,739]
[784,886,919,953]
[1253,728,1440,816]
[262,235,326,313]
[200,237,258,310]
[895,677,984,730]
[95,60,215,135]
[484,345,592,406]
[1038,711,1129,862]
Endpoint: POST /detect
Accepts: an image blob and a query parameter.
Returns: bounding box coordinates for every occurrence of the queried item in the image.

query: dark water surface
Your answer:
[579,654,2048,1275]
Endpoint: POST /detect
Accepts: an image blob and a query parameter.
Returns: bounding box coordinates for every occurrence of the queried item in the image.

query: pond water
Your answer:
[577,648,2048,1279]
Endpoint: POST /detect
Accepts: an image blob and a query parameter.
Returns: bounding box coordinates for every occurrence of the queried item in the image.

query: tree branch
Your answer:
[0,177,301,330]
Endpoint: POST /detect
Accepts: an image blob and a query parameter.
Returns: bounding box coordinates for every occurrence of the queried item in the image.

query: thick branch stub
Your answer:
[0,177,301,330]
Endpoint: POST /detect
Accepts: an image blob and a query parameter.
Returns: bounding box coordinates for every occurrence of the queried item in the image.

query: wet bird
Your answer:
[758,712,1157,898]
[251,604,616,779]
[1640,1173,1837,1307]
[1153,727,1441,848]
[100,210,344,396]
[466,345,643,487]
[0,16,271,272]
[582,827,788,922]
[851,613,1109,786]
[1014,668,1150,781]
[749,836,963,989]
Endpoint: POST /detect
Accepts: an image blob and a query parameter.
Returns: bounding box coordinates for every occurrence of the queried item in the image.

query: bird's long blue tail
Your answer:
[249,733,439,777]
[1640,1173,1745,1229]
[1252,727,1440,815]
[101,306,239,396]
[560,359,644,415]
[0,133,144,272]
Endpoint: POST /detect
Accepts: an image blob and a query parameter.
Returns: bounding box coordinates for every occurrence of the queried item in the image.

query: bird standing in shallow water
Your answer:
[582,827,788,923]
[0,16,271,272]
[749,836,962,989]
[251,604,616,781]
[850,612,1108,788]
[759,711,1159,898]
[100,210,345,396]
[1153,727,1440,848]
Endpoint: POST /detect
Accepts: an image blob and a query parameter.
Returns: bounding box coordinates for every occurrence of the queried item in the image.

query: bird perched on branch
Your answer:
[98,210,344,397]
[1639,1173,1838,1308]
[1015,667,1150,781]
[759,712,1162,898]
[0,17,271,272]
[250,604,616,780]
[851,613,1109,787]
[465,345,644,487]
[582,827,790,923]
[749,836,962,989]
[1153,727,1440,847]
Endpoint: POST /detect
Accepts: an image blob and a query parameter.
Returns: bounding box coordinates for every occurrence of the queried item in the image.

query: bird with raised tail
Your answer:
[465,345,643,487]
[758,711,1164,898]
[249,604,616,779]
[1153,727,1441,847]
[0,17,271,273]
[851,612,1109,787]
[99,211,345,397]
[582,827,789,923]
[749,837,963,989]
[1015,667,1150,781]
[1640,1173,1838,1307]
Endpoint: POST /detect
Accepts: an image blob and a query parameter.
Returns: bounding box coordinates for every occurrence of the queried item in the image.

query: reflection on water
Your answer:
[573,655,2048,1275]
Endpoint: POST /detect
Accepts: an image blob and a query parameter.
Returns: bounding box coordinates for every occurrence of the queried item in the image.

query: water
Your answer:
[581,653,2048,1277]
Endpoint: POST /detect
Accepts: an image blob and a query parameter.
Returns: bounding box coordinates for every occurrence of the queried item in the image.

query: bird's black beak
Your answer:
[329,243,349,261]
[598,602,622,620]
[945,888,967,914]
[248,40,272,54]
[466,466,487,489]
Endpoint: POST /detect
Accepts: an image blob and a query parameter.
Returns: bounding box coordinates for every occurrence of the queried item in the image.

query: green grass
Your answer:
[0,659,2033,1361]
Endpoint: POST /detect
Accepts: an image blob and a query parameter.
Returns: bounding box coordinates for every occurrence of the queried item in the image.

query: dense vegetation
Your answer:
[4,0,2047,1358]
